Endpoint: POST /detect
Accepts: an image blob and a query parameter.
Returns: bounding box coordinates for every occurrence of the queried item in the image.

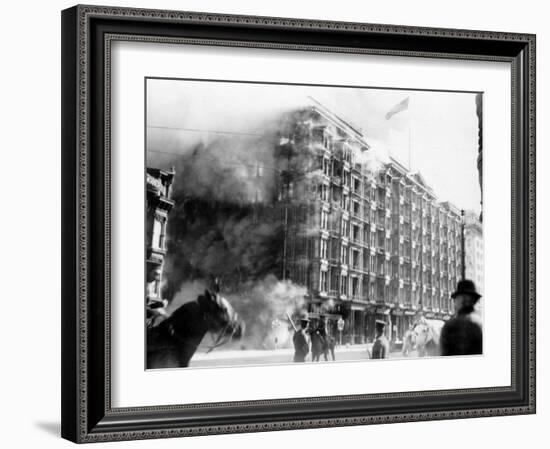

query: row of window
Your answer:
[319,236,461,274]
[315,165,461,224]
[320,211,462,253]
[319,267,457,308]
[318,196,462,234]
[311,124,461,218]
[150,216,167,251]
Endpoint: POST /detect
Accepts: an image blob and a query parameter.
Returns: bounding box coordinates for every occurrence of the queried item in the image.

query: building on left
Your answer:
[146,167,175,321]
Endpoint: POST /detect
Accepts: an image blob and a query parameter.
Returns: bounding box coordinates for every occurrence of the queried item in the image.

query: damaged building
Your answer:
[149,100,468,349]
[277,102,464,346]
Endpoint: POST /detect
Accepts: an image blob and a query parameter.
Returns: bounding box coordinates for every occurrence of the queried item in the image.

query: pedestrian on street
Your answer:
[402,324,415,357]
[371,319,390,359]
[440,279,483,356]
[318,315,333,360]
[293,312,310,363]
[318,315,336,361]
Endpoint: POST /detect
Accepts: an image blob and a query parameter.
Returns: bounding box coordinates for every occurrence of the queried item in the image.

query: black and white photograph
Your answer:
[52,2,537,445]
[145,79,484,369]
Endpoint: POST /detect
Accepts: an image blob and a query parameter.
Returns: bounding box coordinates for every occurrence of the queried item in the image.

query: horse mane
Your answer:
[156,300,205,340]
[147,290,243,368]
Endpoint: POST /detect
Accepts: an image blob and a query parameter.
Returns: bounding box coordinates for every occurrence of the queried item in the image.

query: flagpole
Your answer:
[385,97,410,168]
[408,97,412,171]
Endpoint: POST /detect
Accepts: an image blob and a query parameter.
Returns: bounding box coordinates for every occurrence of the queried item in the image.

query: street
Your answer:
[189,344,409,368]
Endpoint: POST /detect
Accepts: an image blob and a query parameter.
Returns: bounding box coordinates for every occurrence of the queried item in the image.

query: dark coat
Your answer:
[440,309,482,356]
[372,335,390,359]
[293,329,310,362]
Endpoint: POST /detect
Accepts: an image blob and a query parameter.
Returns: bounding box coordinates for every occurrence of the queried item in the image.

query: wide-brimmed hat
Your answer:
[375,319,386,328]
[451,279,481,300]
[298,312,310,322]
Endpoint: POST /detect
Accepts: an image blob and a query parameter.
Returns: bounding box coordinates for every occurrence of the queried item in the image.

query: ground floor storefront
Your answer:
[331,304,418,346]
[307,298,451,348]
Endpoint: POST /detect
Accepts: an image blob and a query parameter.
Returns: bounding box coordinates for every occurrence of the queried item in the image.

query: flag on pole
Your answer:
[385,97,409,120]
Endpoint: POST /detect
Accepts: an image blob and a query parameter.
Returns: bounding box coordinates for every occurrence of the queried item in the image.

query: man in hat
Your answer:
[371,319,390,359]
[316,315,336,361]
[440,279,483,356]
[316,315,329,361]
[293,312,311,363]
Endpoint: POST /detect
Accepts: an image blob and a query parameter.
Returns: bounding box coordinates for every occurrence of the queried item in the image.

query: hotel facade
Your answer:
[279,103,465,346]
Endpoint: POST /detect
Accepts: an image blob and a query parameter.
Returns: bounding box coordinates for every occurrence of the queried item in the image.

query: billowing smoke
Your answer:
[169,134,279,206]
[225,275,308,349]
[164,279,207,315]
[161,194,285,303]
[155,108,321,302]
[149,104,386,349]
[162,276,308,350]
[320,298,335,314]
[357,138,391,172]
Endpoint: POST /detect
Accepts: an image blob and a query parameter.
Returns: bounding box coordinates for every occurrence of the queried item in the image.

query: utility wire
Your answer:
[148,149,319,180]
[148,149,284,173]
[147,125,272,138]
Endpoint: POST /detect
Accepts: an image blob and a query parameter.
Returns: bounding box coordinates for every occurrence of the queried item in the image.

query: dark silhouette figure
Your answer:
[293,314,310,362]
[371,320,390,359]
[440,280,483,356]
[310,316,335,362]
[147,290,244,368]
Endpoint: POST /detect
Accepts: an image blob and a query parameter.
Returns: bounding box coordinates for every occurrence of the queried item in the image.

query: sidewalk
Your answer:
[192,343,373,361]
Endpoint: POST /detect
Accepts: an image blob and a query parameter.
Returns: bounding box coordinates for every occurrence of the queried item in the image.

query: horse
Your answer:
[147,289,245,369]
[413,319,445,357]
[309,330,336,362]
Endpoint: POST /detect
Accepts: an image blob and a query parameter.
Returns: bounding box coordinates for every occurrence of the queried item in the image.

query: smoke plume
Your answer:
[149,104,384,349]
[226,275,308,349]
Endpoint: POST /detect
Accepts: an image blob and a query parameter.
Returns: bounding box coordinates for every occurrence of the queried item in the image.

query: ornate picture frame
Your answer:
[61,4,535,443]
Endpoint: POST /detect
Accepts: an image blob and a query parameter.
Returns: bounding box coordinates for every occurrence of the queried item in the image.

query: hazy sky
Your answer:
[147,79,481,214]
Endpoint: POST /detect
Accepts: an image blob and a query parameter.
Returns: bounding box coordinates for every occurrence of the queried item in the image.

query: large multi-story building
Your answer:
[279,103,464,346]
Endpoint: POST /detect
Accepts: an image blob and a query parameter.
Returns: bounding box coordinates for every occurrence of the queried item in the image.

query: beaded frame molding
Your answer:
[61,4,536,443]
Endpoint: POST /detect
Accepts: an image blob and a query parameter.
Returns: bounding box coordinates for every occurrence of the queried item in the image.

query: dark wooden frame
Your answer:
[61,4,536,443]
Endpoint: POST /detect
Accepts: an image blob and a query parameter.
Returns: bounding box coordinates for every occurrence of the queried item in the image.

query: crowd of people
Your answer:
[292,314,336,363]
[292,279,483,362]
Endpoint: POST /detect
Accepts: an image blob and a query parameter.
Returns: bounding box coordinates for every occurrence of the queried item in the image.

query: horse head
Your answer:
[147,289,245,368]
[197,290,245,345]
